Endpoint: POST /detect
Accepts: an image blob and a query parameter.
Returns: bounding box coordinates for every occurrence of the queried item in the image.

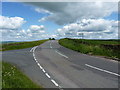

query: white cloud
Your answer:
[28,2,118,25]
[0,16,26,30]
[26,25,46,39]
[56,19,118,39]
[39,17,47,22]
[1,1,118,40]
[0,16,27,41]
[30,25,44,30]
[35,7,52,14]
[1,24,48,41]
[0,16,49,41]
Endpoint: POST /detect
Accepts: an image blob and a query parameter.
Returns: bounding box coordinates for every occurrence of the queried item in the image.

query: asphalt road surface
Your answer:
[2,40,120,89]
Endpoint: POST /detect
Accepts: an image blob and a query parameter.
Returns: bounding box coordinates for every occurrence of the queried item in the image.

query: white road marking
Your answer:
[36,60,38,63]
[33,53,35,57]
[37,63,40,65]
[50,43,52,48]
[55,50,68,59]
[35,60,37,63]
[36,63,43,70]
[37,63,40,66]
[33,46,38,52]
[85,64,120,77]
[58,86,64,90]
[30,47,34,52]
[51,79,59,86]
[39,65,43,69]
[42,68,46,73]
[33,48,35,52]
[30,46,38,52]
[32,45,62,89]
[45,73,51,78]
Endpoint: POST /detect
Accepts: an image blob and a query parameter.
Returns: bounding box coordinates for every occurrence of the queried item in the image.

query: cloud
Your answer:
[35,7,52,14]
[1,24,48,41]
[0,16,26,30]
[25,25,47,40]
[1,2,118,40]
[38,17,47,22]
[56,19,118,39]
[29,25,44,31]
[0,16,26,41]
[0,16,49,41]
[28,2,118,25]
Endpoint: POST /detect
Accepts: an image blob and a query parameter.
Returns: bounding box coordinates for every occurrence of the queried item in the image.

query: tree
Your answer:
[49,38,55,40]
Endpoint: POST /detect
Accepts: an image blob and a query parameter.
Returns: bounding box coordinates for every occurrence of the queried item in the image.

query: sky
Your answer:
[0,1,119,41]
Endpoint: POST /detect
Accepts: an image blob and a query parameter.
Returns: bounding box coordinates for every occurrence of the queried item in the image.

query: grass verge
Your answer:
[1,40,48,51]
[59,38,120,61]
[2,62,42,88]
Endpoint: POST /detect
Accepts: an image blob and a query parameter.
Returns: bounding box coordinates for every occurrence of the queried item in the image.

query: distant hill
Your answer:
[1,41,17,44]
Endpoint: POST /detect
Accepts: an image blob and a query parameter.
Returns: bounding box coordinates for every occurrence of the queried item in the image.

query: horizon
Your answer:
[1,38,120,42]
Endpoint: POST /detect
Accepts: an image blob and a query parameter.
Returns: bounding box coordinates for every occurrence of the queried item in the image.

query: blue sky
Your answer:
[2,2,62,34]
[104,12,118,20]
[1,2,118,41]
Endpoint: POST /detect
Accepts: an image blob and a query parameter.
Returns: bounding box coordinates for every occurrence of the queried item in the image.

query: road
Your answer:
[2,40,120,89]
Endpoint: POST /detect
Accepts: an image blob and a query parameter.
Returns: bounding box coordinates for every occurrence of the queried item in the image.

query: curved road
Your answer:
[2,40,120,89]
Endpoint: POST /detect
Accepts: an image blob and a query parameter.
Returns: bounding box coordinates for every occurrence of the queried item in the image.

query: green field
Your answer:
[1,40,48,51]
[59,38,120,61]
[2,62,42,88]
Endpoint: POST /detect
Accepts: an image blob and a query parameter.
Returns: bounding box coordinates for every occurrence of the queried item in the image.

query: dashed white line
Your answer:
[55,50,68,59]
[33,53,35,57]
[85,64,120,77]
[42,68,46,73]
[32,45,63,89]
[30,47,34,52]
[50,43,52,48]
[33,46,38,52]
[58,86,63,90]
[51,79,59,86]
[30,46,38,52]
[37,62,40,66]
[39,65,43,70]
[34,57,37,60]
[45,73,51,78]
[36,63,43,70]
[36,60,38,63]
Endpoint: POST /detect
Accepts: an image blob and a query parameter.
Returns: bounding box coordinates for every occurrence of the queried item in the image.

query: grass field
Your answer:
[2,62,42,88]
[59,38,120,61]
[1,40,48,51]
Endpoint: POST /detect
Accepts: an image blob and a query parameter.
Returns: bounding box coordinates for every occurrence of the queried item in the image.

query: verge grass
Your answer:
[2,62,42,88]
[1,40,48,51]
[59,38,120,61]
